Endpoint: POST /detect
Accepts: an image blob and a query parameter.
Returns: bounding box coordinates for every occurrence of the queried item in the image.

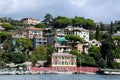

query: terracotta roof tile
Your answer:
[25,26,41,30]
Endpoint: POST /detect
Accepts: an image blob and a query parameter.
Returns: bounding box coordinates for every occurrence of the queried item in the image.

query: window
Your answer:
[52,62,54,65]
[55,62,57,65]
[71,62,74,65]
[55,57,57,59]
[71,57,73,60]
[62,57,64,60]
[65,62,68,65]
[62,61,64,65]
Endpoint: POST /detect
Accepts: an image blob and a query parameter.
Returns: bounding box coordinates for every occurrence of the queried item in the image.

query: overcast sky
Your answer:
[0,0,120,23]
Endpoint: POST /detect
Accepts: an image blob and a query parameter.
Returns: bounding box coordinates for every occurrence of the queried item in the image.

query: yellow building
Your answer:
[74,42,84,53]
[21,18,41,25]
[50,53,77,72]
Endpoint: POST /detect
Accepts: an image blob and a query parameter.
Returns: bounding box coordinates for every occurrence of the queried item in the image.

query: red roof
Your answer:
[25,26,41,30]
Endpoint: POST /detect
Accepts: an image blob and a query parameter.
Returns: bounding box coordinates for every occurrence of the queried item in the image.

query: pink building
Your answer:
[23,26,43,39]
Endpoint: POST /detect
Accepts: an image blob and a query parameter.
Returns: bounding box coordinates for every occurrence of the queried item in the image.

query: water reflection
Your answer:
[0,74,120,80]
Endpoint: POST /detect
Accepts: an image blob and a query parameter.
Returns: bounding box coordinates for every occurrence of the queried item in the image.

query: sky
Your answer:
[0,0,120,23]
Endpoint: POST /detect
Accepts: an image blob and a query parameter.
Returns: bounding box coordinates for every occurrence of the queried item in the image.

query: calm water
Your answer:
[0,74,120,80]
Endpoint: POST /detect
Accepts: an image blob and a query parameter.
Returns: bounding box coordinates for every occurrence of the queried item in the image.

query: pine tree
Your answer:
[95,26,100,41]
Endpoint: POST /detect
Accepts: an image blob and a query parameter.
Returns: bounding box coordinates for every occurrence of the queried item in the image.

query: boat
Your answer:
[54,71,74,74]
[74,71,96,74]
[96,69,120,75]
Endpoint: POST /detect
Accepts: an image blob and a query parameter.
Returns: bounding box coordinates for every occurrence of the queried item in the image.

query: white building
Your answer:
[0,26,5,32]
[65,26,89,42]
[88,39,101,47]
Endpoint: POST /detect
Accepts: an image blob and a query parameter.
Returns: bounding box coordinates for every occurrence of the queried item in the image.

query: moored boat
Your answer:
[54,71,74,74]
[97,69,120,75]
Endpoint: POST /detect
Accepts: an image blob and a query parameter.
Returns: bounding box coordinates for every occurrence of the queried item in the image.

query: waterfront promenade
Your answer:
[0,66,99,75]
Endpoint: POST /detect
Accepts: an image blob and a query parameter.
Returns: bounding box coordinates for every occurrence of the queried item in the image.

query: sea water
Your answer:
[0,74,119,80]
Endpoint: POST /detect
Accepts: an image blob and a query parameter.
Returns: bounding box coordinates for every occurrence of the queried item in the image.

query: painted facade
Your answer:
[23,26,47,48]
[74,42,84,53]
[51,53,77,72]
[55,31,71,53]
[23,26,43,39]
[21,18,41,25]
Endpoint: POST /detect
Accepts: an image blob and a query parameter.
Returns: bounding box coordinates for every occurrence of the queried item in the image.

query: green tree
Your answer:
[53,16,72,29]
[2,52,26,64]
[88,46,101,61]
[69,50,82,66]
[88,46,105,67]
[3,39,13,52]
[28,45,47,62]
[3,38,32,53]
[97,58,106,68]
[10,20,30,27]
[0,61,6,68]
[47,45,55,55]
[72,16,85,26]
[113,36,120,46]
[35,23,45,28]
[43,13,53,27]
[114,47,120,58]
[100,35,116,68]
[0,31,13,43]
[1,23,16,31]
[95,26,101,41]
[0,17,12,23]
[16,38,32,52]
[100,22,105,31]
[89,31,95,40]
[82,55,97,67]
[72,16,95,30]
[109,21,114,34]
[0,31,13,37]
[114,20,120,32]
[0,51,3,61]
[65,35,83,42]
[65,35,83,49]
[12,52,26,64]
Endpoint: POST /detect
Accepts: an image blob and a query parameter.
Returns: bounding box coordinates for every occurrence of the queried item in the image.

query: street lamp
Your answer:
[78,57,81,73]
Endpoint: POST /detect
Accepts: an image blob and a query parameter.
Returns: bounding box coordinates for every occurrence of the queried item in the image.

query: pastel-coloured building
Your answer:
[23,26,43,39]
[55,29,71,53]
[21,18,41,25]
[50,53,77,72]
[23,26,47,48]
[74,42,84,53]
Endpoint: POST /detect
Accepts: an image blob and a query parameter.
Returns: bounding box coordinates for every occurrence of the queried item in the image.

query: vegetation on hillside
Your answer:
[0,15,120,69]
